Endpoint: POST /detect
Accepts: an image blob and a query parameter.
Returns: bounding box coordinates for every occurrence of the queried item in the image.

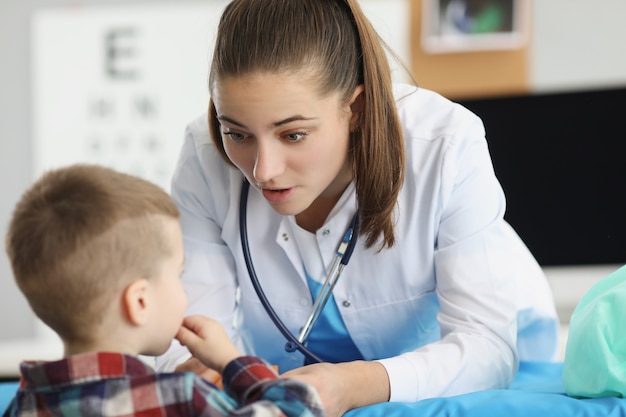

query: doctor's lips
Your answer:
[261,187,296,203]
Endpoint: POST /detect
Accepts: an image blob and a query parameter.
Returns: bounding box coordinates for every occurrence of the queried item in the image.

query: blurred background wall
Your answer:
[1,0,625,374]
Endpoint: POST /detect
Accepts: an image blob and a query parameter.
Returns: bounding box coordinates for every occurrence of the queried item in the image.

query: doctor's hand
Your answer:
[281,360,390,417]
[175,315,241,375]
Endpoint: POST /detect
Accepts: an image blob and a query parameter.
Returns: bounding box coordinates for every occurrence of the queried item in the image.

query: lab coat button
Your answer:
[342,300,351,307]
[322,229,330,237]
[282,233,289,241]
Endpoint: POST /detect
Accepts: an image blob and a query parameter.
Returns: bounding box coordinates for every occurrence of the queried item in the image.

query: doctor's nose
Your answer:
[252,141,285,184]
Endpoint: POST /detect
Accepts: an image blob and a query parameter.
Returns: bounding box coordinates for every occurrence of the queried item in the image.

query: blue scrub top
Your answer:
[304,270,364,364]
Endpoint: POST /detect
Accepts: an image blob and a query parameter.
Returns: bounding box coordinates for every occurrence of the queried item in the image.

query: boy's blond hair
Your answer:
[5,164,179,343]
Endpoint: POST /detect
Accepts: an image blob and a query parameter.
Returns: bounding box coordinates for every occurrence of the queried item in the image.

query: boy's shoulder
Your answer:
[8,352,211,416]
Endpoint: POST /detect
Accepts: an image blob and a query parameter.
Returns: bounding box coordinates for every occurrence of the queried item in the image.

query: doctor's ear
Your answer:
[122,278,150,326]
[349,85,365,131]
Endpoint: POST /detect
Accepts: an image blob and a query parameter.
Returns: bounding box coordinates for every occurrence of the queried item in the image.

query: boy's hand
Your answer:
[175,315,241,374]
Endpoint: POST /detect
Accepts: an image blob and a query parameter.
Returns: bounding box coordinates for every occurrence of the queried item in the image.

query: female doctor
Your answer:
[156,0,559,415]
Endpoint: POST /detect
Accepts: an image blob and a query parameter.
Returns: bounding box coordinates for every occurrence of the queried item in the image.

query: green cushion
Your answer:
[562,265,626,398]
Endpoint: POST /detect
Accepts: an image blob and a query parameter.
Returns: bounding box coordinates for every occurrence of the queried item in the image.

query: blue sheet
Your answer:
[0,381,18,414]
[346,362,626,417]
[2,362,625,416]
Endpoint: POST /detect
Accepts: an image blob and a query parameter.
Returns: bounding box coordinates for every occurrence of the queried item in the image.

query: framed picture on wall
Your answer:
[421,0,528,53]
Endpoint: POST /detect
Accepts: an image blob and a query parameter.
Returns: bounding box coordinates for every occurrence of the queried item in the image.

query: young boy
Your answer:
[2,164,325,417]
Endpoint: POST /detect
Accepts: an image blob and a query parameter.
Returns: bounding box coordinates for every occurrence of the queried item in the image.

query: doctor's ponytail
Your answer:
[340,0,405,250]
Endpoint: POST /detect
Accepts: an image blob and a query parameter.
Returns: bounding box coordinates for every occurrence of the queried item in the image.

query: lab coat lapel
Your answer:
[275,216,308,285]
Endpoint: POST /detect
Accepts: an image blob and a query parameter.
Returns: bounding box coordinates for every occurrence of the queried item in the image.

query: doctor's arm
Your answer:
[285,121,519,412]
[378,121,519,402]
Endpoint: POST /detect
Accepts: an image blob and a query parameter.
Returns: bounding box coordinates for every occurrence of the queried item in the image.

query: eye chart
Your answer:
[31,2,229,191]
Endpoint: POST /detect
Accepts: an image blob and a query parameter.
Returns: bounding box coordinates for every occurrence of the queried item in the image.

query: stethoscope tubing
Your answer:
[238,179,359,364]
[239,180,324,363]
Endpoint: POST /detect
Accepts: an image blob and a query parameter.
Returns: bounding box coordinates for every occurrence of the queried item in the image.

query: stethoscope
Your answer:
[239,179,359,364]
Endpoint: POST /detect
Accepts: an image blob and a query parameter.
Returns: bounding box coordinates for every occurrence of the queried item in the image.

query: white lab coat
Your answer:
[156,84,559,402]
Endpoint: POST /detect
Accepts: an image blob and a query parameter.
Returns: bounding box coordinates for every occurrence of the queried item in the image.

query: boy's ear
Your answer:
[123,278,150,326]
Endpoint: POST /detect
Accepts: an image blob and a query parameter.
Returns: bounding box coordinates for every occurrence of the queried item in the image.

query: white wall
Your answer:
[0,0,625,376]
[532,0,626,92]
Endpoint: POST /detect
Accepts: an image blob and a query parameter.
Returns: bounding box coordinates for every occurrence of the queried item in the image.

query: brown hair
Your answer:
[5,164,179,342]
[207,0,405,249]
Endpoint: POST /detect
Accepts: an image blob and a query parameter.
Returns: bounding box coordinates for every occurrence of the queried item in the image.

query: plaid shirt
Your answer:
[2,352,325,417]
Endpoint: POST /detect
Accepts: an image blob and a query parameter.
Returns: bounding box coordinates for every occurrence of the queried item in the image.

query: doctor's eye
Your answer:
[284,131,308,143]
[222,131,247,142]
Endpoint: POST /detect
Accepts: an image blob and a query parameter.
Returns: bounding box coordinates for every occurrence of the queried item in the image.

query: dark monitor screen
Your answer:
[459,88,626,266]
